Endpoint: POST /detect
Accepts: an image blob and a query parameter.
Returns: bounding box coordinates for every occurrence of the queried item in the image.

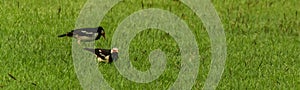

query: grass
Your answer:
[0,0,299,89]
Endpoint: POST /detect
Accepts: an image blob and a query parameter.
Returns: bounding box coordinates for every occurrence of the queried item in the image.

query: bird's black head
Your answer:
[97,26,105,39]
[111,48,119,61]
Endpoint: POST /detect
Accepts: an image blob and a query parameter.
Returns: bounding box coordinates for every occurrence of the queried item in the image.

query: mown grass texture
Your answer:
[0,0,299,89]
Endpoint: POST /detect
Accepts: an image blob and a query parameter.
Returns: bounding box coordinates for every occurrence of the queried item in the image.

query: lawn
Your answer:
[0,0,299,89]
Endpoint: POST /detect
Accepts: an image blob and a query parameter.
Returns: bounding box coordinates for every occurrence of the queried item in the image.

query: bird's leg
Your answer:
[77,40,81,45]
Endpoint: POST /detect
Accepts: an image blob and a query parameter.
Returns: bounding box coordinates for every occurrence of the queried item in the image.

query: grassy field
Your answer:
[1,0,299,89]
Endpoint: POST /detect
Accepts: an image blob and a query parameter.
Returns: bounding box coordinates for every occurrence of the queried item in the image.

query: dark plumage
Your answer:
[58,26,105,44]
[84,48,119,63]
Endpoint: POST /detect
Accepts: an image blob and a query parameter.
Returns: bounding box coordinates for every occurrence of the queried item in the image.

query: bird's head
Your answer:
[97,26,105,39]
[111,48,119,61]
[111,48,118,53]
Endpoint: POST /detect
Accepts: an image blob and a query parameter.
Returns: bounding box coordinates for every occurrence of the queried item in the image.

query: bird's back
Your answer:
[83,48,111,56]
[74,28,98,33]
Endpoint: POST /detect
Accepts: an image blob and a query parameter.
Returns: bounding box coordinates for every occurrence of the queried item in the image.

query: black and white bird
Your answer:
[83,48,119,63]
[58,26,106,44]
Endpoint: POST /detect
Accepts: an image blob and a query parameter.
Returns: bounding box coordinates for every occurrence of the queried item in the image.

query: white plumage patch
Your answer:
[81,31,94,34]
[77,34,98,40]
[97,56,109,63]
[97,57,105,62]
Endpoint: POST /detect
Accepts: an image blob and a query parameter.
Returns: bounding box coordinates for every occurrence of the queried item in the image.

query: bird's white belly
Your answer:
[77,34,98,41]
[78,36,94,40]
[97,56,110,62]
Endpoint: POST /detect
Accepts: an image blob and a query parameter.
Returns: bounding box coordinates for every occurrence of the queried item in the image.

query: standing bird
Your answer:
[58,26,106,44]
[83,48,119,63]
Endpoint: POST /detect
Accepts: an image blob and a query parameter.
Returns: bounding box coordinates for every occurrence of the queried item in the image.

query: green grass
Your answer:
[1,0,299,89]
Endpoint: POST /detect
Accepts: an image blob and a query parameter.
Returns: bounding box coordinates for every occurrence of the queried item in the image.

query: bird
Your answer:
[58,26,105,44]
[83,48,119,63]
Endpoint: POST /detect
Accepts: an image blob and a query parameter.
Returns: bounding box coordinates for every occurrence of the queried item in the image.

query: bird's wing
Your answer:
[97,49,111,56]
[73,28,98,36]
[97,49,111,60]
[84,48,111,60]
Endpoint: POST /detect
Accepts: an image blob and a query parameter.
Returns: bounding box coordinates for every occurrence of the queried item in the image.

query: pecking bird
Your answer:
[58,26,105,44]
[83,48,119,63]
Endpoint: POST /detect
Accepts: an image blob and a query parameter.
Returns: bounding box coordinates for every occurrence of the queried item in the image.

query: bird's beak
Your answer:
[102,34,106,39]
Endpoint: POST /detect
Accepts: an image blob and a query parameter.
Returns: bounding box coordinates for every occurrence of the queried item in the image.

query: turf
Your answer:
[0,0,299,89]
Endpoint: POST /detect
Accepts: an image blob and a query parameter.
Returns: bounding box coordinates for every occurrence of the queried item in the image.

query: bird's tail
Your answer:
[83,48,95,53]
[58,34,67,37]
[58,32,73,37]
